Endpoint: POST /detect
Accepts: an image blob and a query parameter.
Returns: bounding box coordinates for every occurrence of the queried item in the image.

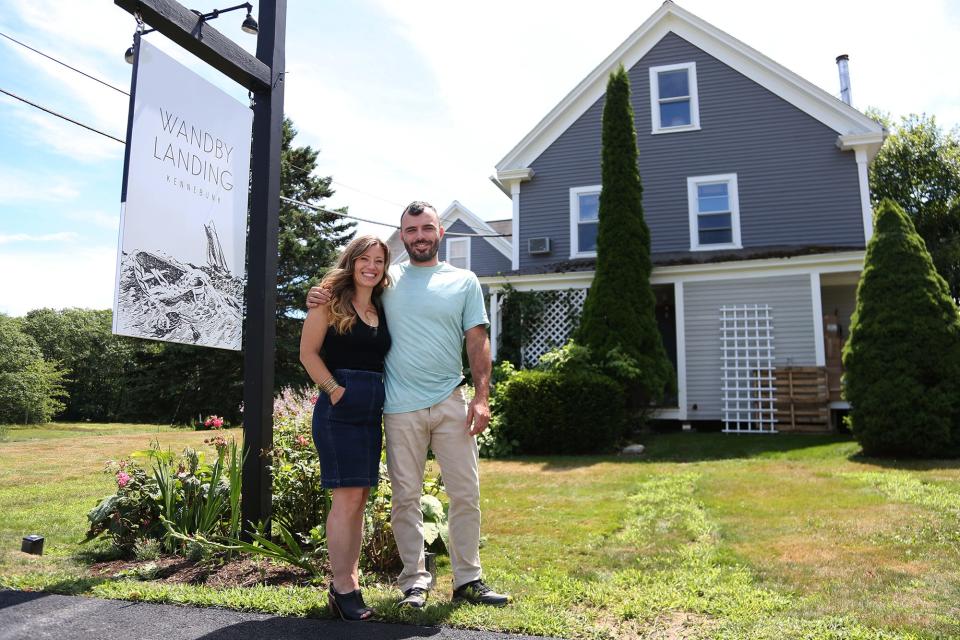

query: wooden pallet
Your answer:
[773,367,831,432]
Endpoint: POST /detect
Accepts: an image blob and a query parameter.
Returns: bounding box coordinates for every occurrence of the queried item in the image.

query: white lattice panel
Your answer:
[720,304,777,434]
[522,288,588,367]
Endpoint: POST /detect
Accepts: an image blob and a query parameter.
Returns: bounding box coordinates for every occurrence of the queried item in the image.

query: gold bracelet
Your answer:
[320,376,338,392]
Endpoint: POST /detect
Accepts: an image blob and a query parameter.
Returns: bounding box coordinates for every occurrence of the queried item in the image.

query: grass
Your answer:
[2,426,959,638]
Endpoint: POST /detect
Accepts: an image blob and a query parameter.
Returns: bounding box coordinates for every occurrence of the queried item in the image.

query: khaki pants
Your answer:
[384,387,481,591]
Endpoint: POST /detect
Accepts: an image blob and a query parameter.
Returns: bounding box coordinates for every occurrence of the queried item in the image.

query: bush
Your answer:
[497,369,626,454]
[843,200,960,457]
[268,388,329,536]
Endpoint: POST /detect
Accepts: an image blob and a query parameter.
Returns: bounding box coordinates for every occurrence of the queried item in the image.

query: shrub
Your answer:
[843,200,960,457]
[497,369,626,454]
[268,388,329,536]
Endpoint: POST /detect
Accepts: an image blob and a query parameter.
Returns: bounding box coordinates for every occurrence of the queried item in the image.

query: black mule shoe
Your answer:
[328,584,373,621]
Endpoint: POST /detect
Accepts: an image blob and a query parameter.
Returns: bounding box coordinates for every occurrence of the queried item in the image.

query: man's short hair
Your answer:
[401,201,436,223]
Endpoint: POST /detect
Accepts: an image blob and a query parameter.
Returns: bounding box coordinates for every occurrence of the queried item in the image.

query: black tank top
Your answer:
[321,304,391,373]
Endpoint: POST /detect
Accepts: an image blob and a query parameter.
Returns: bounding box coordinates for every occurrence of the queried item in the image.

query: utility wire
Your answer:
[0,84,510,238]
[282,162,511,238]
[0,30,129,96]
[280,195,511,238]
[0,86,126,144]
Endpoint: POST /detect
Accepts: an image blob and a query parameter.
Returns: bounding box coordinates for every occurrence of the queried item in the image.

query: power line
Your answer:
[1,84,510,239]
[0,30,129,96]
[280,195,511,238]
[0,86,126,144]
[282,162,510,237]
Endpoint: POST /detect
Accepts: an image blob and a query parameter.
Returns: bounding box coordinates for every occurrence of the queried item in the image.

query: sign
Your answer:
[113,39,253,350]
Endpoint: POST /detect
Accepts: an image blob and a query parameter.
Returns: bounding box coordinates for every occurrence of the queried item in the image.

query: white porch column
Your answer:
[855,148,874,244]
[674,281,688,420]
[510,182,521,270]
[810,272,826,366]
[489,290,500,362]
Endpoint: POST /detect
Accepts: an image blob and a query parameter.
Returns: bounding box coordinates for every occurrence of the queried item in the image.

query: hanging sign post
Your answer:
[113,0,286,533]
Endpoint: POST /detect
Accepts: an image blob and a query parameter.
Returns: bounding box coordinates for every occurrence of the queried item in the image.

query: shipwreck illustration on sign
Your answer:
[115,221,243,348]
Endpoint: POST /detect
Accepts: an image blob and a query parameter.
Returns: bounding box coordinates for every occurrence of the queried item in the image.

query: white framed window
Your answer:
[446,236,470,270]
[569,185,601,258]
[649,62,700,134]
[687,173,741,251]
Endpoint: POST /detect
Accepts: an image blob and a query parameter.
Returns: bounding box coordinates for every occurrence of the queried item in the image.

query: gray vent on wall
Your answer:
[528,237,551,255]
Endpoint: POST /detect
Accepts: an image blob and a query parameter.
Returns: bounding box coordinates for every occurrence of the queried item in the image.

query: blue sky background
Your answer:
[1,0,959,316]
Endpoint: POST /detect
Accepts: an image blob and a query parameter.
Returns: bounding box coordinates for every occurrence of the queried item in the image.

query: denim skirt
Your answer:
[312,369,384,488]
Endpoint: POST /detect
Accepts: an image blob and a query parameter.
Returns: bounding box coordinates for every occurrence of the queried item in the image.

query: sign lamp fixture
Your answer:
[125,2,258,63]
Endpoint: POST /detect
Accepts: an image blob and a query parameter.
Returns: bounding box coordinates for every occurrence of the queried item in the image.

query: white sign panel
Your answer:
[113,39,252,351]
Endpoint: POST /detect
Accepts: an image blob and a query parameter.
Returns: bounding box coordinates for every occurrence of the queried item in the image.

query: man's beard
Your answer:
[404,238,440,262]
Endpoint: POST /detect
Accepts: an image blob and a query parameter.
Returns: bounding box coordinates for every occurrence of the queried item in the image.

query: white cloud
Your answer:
[0,245,117,316]
[63,210,120,232]
[0,168,79,203]
[0,231,78,245]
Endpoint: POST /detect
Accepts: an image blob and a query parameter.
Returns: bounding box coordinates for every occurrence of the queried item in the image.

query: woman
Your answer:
[300,235,392,621]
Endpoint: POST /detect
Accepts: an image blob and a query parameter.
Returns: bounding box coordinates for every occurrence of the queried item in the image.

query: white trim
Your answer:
[649,62,700,134]
[810,272,826,367]
[439,201,512,260]
[687,173,741,251]
[652,408,682,420]
[490,290,500,362]
[446,236,471,271]
[569,185,602,258]
[674,280,688,420]
[853,148,874,244]
[480,250,866,291]
[495,3,883,174]
[510,182,521,270]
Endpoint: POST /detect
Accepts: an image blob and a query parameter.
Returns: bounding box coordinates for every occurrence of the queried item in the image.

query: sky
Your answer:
[1,0,959,316]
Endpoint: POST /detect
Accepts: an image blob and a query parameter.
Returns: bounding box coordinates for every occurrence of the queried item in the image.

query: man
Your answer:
[308,201,509,608]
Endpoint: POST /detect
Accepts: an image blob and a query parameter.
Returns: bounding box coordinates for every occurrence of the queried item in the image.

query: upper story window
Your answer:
[687,174,741,251]
[569,185,601,258]
[445,236,470,270]
[649,62,700,134]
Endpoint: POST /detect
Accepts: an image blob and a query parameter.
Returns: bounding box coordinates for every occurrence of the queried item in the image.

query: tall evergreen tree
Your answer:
[575,65,673,405]
[273,118,356,389]
[843,199,960,457]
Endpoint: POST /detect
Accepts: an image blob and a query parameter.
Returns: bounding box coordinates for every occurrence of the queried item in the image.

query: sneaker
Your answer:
[452,579,511,606]
[398,586,428,609]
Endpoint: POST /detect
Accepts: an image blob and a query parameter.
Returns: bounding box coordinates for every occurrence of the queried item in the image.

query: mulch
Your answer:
[89,555,318,588]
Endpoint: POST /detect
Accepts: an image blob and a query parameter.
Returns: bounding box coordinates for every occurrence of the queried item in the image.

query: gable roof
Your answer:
[495,1,884,177]
[388,201,512,265]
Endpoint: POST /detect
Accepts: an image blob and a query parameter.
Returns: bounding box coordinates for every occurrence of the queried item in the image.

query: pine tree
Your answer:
[843,199,960,457]
[575,65,673,406]
[273,118,355,389]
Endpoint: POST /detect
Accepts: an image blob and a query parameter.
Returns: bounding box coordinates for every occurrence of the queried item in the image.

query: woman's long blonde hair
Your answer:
[320,235,392,334]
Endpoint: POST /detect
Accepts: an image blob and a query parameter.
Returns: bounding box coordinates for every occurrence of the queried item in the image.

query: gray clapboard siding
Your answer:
[683,274,816,420]
[439,219,511,276]
[518,32,865,271]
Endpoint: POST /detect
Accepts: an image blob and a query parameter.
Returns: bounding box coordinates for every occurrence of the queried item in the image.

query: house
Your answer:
[387,201,512,277]
[482,1,885,432]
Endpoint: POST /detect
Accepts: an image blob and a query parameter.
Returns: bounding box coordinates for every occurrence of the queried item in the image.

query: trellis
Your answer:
[719,304,777,433]
[521,288,588,367]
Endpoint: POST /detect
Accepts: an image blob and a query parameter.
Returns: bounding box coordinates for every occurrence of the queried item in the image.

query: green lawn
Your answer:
[2,425,959,639]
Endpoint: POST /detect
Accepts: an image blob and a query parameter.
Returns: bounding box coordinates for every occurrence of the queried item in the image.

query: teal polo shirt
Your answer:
[381,262,489,414]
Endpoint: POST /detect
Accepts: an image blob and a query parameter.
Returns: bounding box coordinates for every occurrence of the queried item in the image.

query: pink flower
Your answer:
[295,435,310,448]
[310,394,319,405]
[116,471,131,488]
